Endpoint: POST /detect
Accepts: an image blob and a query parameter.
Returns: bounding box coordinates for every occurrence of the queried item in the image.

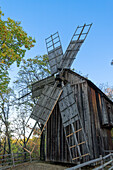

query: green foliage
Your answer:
[14,55,51,89]
[0,9,36,93]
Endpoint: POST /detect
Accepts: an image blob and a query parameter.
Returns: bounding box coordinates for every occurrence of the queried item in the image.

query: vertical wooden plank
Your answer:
[55,106,57,160]
[95,93,105,155]
[81,82,93,160]
[87,86,97,159]
[78,83,85,157]
[57,106,61,162]
[46,121,48,161]
[60,111,63,161]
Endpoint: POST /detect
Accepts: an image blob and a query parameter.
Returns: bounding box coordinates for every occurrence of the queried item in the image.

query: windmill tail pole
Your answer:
[30,121,47,154]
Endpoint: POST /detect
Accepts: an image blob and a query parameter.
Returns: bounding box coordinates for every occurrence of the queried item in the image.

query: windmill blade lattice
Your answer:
[32,75,55,98]
[45,32,63,75]
[59,83,90,161]
[31,83,62,125]
[60,23,92,69]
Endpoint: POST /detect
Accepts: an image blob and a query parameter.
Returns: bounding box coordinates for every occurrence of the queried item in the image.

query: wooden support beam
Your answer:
[26,125,41,136]
[72,153,90,161]
[70,141,86,149]
[66,128,82,138]
[24,148,31,154]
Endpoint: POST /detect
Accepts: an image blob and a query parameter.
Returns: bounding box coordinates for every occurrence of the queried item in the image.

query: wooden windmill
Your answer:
[26,23,92,161]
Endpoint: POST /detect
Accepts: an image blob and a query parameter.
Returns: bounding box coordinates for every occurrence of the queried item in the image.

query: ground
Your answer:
[3,161,111,170]
[7,162,68,170]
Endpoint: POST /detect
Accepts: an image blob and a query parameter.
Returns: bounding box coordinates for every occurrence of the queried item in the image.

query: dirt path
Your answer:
[8,162,68,170]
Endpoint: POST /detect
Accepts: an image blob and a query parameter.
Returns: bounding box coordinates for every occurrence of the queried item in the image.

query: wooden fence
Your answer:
[66,153,113,170]
[0,152,38,170]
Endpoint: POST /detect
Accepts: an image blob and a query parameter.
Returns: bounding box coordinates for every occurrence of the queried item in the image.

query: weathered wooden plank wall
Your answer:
[46,103,71,162]
[87,84,113,152]
[46,70,113,163]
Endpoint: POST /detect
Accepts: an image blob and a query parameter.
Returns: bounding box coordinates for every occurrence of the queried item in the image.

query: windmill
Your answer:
[23,23,92,161]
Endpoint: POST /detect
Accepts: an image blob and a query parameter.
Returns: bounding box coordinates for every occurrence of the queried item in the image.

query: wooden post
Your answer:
[77,161,81,170]
[110,153,113,166]
[40,124,45,161]
[100,155,104,170]
[12,152,15,167]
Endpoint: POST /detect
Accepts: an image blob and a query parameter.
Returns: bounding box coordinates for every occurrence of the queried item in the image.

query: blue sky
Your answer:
[1,0,113,87]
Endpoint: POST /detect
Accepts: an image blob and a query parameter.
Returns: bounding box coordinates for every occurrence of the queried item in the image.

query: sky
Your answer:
[0,0,113,88]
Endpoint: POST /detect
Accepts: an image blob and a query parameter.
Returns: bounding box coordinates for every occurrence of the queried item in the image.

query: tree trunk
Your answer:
[23,120,27,162]
[6,123,11,155]
[2,137,6,165]
[0,137,1,153]
[40,124,45,161]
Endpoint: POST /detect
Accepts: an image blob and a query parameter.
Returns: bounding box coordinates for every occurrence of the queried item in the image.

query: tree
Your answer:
[0,88,15,155]
[111,60,113,65]
[14,55,50,160]
[0,9,36,93]
[99,83,113,101]
[14,55,50,90]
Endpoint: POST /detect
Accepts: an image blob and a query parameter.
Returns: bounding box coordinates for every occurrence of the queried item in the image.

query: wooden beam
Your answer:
[66,128,82,138]
[72,153,89,161]
[70,141,86,149]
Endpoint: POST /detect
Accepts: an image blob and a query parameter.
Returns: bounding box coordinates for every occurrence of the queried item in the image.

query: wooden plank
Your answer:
[70,141,86,149]
[32,76,55,98]
[66,128,82,138]
[93,160,113,170]
[45,32,63,75]
[70,123,82,158]
[81,82,93,160]
[59,83,79,127]
[60,40,83,69]
[72,153,90,161]
[32,76,55,91]
[66,157,102,170]
[88,86,99,159]
[31,84,62,124]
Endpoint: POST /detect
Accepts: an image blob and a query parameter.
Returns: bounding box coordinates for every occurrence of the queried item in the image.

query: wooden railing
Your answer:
[66,153,113,170]
[0,152,38,170]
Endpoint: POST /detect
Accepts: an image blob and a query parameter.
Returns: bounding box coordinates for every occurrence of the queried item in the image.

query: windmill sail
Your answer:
[60,23,92,69]
[45,32,63,75]
[59,83,79,127]
[59,83,90,161]
[32,75,55,98]
[30,83,62,125]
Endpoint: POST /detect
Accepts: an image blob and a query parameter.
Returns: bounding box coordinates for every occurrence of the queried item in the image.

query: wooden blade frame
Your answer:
[19,83,63,155]
[32,75,55,98]
[60,23,92,69]
[59,83,90,161]
[45,32,63,75]
[31,83,62,124]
